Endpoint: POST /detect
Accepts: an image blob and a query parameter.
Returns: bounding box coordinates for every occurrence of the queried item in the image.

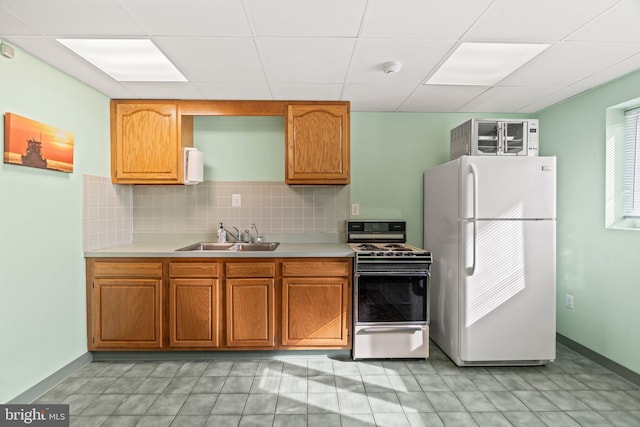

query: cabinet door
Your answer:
[169,278,220,348]
[112,102,181,183]
[226,278,275,347]
[92,278,162,349]
[286,103,350,184]
[281,277,350,347]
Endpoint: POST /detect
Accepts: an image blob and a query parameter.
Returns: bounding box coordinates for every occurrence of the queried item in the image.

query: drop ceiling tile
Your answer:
[246,0,367,37]
[361,0,493,39]
[119,82,205,99]
[346,39,454,84]
[400,85,489,112]
[257,38,355,83]
[117,0,251,36]
[342,84,416,112]
[0,0,144,35]
[0,8,38,35]
[152,37,266,83]
[194,82,273,99]
[519,86,592,113]
[459,86,560,113]
[270,84,343,100]
[568,0,640,42]
[574,54,640,89]
[464,0,620,42]
[501,41,640,87]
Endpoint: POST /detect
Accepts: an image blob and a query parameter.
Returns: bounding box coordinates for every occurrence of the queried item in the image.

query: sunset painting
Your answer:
[4,113,74,173]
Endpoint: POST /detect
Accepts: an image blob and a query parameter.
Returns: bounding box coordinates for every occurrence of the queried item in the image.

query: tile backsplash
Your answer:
[82,175,133,251]
[133,181,349,237]
[83,176,349,250]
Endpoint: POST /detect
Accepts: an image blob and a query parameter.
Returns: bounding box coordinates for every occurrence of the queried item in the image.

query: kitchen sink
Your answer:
[176,242,280,252]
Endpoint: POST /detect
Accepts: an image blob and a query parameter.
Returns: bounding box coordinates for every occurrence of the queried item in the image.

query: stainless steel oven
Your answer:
[348,221,432,359]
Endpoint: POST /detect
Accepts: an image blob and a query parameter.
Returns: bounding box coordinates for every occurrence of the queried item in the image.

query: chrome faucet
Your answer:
[251,223,265,242]
[222,226,242,242]
[232,226,242,242]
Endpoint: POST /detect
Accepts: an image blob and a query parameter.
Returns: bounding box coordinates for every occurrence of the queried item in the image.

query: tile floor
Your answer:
[35,342,640,427]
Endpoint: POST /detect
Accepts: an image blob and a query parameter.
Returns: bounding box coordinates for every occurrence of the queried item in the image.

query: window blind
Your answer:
[624,107,640,217]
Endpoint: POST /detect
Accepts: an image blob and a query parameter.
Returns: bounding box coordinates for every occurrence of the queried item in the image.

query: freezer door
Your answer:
[460,219,556,363]
[459,156,556,220]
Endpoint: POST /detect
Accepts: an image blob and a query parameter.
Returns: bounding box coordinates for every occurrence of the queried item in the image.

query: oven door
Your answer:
[355,272,429,325]
[353,271,430,359]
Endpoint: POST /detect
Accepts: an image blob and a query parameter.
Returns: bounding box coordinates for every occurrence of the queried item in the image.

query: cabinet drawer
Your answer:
[170,262,219,278]
[93,261,163,278]
[226,262,276,278]
[282,260,351,277]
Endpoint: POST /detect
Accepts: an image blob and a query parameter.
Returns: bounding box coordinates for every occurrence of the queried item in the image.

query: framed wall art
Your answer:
[3,113,74,173]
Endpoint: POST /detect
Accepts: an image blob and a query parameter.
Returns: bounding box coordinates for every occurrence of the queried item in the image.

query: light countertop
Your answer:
[85,240,353,258]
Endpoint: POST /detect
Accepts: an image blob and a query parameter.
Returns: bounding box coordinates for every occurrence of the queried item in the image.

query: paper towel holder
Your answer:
[183,147,204,185]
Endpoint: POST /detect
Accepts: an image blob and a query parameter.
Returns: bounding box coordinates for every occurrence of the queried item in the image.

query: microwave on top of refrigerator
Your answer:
[450,118,539,160]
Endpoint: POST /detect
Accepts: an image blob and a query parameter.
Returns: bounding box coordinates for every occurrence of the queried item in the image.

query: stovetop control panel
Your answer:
[347,220,406,243]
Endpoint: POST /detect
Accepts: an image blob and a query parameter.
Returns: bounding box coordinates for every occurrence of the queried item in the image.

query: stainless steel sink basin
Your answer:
[176,242,280,252]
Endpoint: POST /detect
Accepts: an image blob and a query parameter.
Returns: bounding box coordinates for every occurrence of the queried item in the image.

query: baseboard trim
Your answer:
[8,352,93,404]
[556,333,640,387]
[92,350,352,361]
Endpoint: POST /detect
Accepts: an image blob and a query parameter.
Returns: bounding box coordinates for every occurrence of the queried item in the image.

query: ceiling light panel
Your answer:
[426,42,549,86]
[57,39,187,82]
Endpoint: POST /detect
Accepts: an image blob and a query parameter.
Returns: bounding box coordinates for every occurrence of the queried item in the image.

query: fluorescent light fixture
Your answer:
[57,38,187,82]
[426,42,548,86]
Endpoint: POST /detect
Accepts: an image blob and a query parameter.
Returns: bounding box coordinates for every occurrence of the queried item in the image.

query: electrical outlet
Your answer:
[351,203,360,216]
[565,294,574,310]
[232,193,242,207]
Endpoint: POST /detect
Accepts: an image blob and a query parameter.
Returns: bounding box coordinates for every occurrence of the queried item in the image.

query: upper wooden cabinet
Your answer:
[286,103,350,185]
[111,101,193,184]
[109,100,349,185]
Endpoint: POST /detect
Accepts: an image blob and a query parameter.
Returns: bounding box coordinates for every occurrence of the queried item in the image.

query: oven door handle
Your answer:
[360,327,423,334]
[355,271,429,277]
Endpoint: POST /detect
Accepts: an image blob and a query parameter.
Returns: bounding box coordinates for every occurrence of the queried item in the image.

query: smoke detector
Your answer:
[382,61,401,74]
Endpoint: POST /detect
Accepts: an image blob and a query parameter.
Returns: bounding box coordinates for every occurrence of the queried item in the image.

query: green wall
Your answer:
[349,112,529,246]
[193,116,284,181]
[538,70,640,375]
[0,47,110,402]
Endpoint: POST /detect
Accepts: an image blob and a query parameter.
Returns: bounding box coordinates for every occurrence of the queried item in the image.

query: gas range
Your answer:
[349,242,431,258]
[347,220,433,270]
[347,220,433,360]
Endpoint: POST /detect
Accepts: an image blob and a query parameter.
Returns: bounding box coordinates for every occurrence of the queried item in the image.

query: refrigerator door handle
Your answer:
[469,163,478,276]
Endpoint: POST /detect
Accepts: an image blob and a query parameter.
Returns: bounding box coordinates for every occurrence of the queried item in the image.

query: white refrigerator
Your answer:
[424,155,556,366]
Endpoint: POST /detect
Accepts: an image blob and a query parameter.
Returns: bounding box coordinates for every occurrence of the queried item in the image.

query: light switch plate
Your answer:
[232,193,241,207]
[351,203,360,216]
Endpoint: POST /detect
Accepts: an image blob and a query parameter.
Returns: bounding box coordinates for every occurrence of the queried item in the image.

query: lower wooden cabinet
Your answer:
[169,262,221,348]
[89,261,163,349]
[281,260,351,348]
[226,278,275,347]
[86,257,351,351]
[281,277,349,347]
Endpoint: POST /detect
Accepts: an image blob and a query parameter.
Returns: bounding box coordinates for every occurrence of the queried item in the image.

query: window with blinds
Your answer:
[625,107,640,217]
